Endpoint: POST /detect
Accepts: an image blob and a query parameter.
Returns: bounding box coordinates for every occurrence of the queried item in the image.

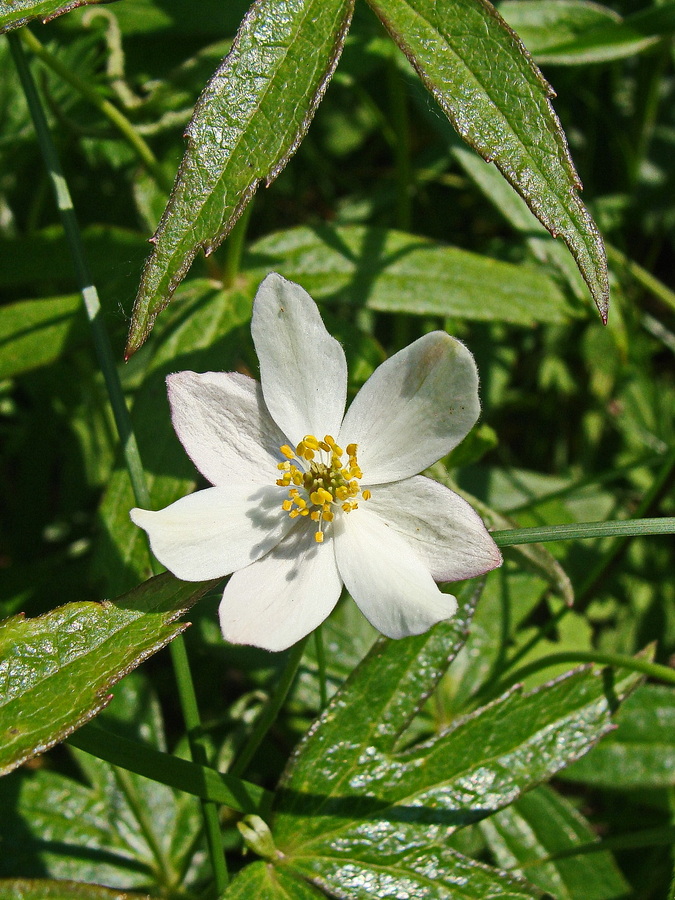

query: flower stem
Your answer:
[9,32,228,892]
[230,637,309,781]
[492,516,675,547]
[491,650,675,701]
[314,626,328,708]
[221,198,254,287]
[19,27,172,194]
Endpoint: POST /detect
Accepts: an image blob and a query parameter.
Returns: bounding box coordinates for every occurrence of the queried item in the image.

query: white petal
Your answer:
[168,371,287,487]
[339,332,480,484]
[219,522,342,651]
[130,484,292,580]
[251,274,347,446]
[334,507,457,639]
[364,476,502,581]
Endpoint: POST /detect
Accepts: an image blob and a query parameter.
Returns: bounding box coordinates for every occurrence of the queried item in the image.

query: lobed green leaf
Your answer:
[126,0,355,355]
[366,0,609,319]
[246,225,575,325]
[0,572,216,775]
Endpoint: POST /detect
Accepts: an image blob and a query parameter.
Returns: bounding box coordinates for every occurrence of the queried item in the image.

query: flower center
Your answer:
[276,434,371,543]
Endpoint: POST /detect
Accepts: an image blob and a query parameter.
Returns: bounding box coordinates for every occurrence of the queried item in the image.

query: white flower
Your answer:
[131,274,501,652]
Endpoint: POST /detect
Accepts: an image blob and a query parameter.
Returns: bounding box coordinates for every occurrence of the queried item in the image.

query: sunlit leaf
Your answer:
[0,573,216,775]
[0,0,110,35]
[0,881,151,900]
[246,224,575,325]
[126,0,355,355]
[366,0,609,320]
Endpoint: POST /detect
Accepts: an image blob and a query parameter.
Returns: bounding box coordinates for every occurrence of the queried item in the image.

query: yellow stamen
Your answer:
[315,531,324,543]
[362,489,371,500]
[280,445,295,459]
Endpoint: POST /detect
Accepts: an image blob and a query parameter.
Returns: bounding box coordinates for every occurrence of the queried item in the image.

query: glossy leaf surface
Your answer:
[127,0,354,354]
[246,225,574,325]
[0,0,108,34]
[366,0,609,319]
[0,573,215,775]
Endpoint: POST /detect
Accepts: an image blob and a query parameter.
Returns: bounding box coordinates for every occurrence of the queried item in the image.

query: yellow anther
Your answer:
[362,489,371,500]
[342,502,353,513]
[280,445,295,459]
[317,488,333,504]
[323,510,334,522]
[302,448,315,461]
[319,440,331,452]
[292,472,303,485]
[295,497,307,509]
[310,510,320,521]
[350,466,362,479]
[315,531,324,543]
[331,444,344,457]
[300,508,309,516]
[277,461,290,470]
[346,443,357,457]
[324,435,336,446]
[303,434,320,450]
[289,509,301,519]
[276,478,286,487]
[335,486,348,501]
[289,488,299,498]
[282,499,293,511]
[310,490,323,505]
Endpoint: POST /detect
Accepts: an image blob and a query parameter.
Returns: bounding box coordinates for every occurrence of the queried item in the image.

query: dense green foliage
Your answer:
[0,0,673,898]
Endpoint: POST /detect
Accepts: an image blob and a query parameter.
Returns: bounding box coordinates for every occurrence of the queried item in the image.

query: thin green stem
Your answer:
[491,650,675,701]
[230,637,309,780]
[69,723,270,811]
[607,242,675,314]
[515,825,675,870]
[492,517,675,547]
[113,765,175,885]
[10,33,228,891]
[222,199,254,287]
[387,56,412,231]
[19,27,172,194]
[314,626,328,709]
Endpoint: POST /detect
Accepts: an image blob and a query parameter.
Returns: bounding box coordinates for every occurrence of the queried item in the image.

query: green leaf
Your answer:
[0,0,109,34]
[0,672,205,891]
[0,881,151,900]
[263,628,642,898]
[224,861,322,898]
[0,295,83,379]
[560,684,675,788]
[246,225,575,325]
[126,0,355,355]
[366,0,609,320]
[0,572,216,775]
[500,1,675,65]
[481,784,630,899]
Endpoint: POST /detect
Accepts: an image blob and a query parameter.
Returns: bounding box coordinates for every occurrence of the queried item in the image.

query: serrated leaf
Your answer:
[0,295,83,378]
[266,647,642,898]
[0,881,151,900]
[126,0,355,355]
[366,0,609,319]
[0,0,109,34]
[246,225,575,325]
[480,784,630,899]
[0,572,216,775]
[560,683,675,788]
